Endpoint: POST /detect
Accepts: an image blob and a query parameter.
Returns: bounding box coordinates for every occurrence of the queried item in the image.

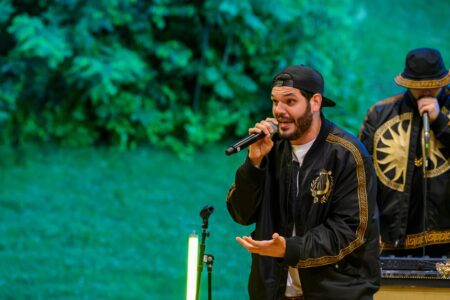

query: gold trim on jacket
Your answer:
[297,134,369,268]
[381,230,450,250]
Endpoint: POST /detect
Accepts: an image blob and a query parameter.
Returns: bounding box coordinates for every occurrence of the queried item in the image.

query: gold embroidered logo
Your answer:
[373,113,411,192]
[373,112,450,191]
[311,170,333,204]
[414,157,423,167]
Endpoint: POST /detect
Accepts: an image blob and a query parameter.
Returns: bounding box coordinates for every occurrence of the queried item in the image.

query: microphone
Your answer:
[423,112,430,168]
[200,205,214,220]
[200,205,214,229]
[225,122,277,156]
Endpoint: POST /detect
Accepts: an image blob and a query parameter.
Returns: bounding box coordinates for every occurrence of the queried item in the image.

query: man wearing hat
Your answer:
[227,65,380,299]
[359,48,450,257]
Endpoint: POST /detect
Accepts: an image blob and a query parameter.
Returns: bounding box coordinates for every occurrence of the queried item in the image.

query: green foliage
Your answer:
[0,0,14,24]
[0,0,449,152]
[0,0,354,151]
[9,14,72,68]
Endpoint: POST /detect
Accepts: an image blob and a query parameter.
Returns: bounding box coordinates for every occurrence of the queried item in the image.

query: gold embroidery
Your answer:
[442,107,450,126]
[381,230,450,249]
[311,170,333,204]
[297,134,368,268]
[442,106,449,115]
[373,112,449,187]
[422,130,450,178]
[226,183,236,202]
[414,157,423,167]
[358,94,403,140]
[394,71,450,88]
[373,113,412,192]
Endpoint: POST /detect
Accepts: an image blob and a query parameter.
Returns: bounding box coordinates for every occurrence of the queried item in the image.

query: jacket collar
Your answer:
[305,113,333,157]
[274,113,333,163]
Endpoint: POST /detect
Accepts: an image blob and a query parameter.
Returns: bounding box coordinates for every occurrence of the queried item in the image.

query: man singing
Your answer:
[227,65,380,300]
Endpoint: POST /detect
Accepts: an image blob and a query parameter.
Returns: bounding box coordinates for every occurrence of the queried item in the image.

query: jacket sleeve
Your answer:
[283,143,377,269]
[431,111,450,148]
[226,156,267,225]
[358,107,379,156]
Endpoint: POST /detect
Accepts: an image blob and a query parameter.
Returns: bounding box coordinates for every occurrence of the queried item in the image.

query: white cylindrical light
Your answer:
[186,232,198,300]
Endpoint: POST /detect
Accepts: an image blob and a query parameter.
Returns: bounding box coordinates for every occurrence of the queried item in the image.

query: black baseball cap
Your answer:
[272,65,336,107]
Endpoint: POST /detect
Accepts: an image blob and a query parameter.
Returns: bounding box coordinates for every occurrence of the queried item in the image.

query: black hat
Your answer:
[395,48,449,89]
[272,65,336,107]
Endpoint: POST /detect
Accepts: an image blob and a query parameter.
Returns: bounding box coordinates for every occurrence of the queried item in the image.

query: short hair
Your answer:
[300,90,314,101]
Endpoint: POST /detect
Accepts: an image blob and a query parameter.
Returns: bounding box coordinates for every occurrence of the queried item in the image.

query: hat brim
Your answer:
[322,97,336,107]
[394,71,450,89]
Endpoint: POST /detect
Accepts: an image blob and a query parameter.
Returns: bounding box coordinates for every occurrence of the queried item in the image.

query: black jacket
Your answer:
[227,117,380,300]
[359,88,450,252]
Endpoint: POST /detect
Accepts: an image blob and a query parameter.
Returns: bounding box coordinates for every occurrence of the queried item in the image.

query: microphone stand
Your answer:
[206,254,214,300]
[422,112,430,257]
[196,206,214,300]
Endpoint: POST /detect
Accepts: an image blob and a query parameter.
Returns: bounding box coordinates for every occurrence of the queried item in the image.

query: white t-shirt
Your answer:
[285,139,315,297]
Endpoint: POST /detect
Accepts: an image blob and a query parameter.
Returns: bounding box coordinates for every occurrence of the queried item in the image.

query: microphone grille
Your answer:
[270,121,278,134]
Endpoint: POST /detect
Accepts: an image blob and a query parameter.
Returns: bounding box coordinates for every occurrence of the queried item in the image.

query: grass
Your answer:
[0,144,252,299]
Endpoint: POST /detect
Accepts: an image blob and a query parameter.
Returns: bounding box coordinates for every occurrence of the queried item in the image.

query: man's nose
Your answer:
[273,102,286,115]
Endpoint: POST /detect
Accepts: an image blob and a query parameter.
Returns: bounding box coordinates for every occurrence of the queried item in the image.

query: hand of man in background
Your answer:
[417,97,441,123]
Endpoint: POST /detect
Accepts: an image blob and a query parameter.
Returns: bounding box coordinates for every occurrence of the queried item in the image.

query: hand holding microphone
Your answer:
[225,118,278,166]
[417,96,440,123]
[248,119,278,167]
[417,97,438,169]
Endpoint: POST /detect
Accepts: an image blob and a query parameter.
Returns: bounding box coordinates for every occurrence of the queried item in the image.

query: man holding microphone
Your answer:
[227,65,380,299]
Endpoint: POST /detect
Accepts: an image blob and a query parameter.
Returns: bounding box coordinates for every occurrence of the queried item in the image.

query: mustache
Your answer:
[275,115,294,123]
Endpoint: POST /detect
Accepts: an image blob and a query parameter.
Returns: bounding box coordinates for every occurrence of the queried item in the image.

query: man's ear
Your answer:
[311,93,322,113]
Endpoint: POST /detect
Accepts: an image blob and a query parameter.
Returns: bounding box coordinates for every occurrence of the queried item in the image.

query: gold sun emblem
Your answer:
[422,130,449,178]
[373,112,449,192]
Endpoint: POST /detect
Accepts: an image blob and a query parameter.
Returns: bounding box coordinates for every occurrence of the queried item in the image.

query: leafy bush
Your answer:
[3,0,447,153]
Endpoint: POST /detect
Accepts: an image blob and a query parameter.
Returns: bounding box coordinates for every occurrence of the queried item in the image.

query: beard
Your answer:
[277,102,313,140]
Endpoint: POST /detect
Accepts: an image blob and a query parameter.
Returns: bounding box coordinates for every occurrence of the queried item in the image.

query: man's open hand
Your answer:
[236,233,286,258]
